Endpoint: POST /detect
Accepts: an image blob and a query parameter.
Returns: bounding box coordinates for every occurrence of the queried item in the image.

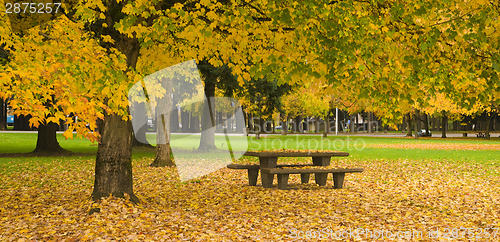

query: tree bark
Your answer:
[91,31,140,204]
[198,80,217,151]
[92,113,139,203]
[14,114,31,131]
[0,98,6,130]
[181,109,189,132]
[323,116,329,137]
[367,112,373,133]
[406,113,413,137]
[424,113,430,136]
[441,111,447,138]
[282,114,288,135]
[131,102,152,147]
[236,109,245,133]
[151,92,175,167]
[33,121,69,154]
[414,110,419,139]
[170,107,179,132]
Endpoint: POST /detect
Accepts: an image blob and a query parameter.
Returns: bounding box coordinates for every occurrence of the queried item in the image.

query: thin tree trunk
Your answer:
[485,112,491,139]
[406,113,412,137]
[441,111,447,138]
[33,121,69,154]
[151,92,175,167]
[282,114,288,135]
[424,113,430,136]
[0,98,6,130]
[92,113,139,203]
[198,79,217,150]
[368,112,372,133]
[131,102,152,147]
[323,116,329,137]
[414,110,419,139]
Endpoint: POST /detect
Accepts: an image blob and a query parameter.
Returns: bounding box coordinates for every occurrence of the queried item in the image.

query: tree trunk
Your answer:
[131,102,152,147]
[367,112,373,133]
[255,117,263,139]
[0,98,6,130]
[170,107,179,132]
[181,109,189,132]
[92,113,139,203]
[151,92,175,167]
[406,113,412,137]
[424,113,430,136]
[91,33,140,204]
[441,112,447,138]
[236,109,245,133]
[14,114,31,131]
[323,116,329,137]
[198,79,217,151]
[295,115,302,133]
[190,113,200,132]
[33,121,68,154]
[485,112,491,139]
[414,110,419,139]
[282,114,288,135]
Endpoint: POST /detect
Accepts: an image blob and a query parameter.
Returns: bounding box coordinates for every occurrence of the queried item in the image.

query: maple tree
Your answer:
[1,0,317,203]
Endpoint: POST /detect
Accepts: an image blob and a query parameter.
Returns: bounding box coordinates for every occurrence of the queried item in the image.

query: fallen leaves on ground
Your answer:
[1,155,499,241]
[367,143,500,150]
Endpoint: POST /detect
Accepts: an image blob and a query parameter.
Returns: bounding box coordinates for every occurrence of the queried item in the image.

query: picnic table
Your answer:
[227,150,363,189]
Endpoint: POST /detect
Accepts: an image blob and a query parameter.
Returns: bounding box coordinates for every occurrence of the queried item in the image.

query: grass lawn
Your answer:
[0,132,499,240]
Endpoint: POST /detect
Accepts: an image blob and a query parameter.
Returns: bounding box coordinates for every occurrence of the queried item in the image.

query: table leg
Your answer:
[300,173,310,184]
[333,173,345,189]
[315,173,328,186]
[260,157,277,187]
[277,174,289,190]
[248,169,259,186]
[260,157,278,168]
[312,156,331,166]
[261,173,274,188]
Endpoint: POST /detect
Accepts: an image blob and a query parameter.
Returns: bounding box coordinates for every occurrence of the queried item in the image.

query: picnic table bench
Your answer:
[261,167,364,190]
[227,151,363,189]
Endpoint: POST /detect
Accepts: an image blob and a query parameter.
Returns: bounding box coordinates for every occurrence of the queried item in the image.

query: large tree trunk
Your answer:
[33,121,68,154]
[198,79,217,151]
[92,113,138,203]
[441,111,448,138]
[91,32,140,204]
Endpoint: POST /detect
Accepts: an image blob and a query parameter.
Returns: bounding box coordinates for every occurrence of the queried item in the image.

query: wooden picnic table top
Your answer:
[244,150,349,157]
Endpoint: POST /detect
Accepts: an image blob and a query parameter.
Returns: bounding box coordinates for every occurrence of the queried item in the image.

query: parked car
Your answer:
[417,129,432,137]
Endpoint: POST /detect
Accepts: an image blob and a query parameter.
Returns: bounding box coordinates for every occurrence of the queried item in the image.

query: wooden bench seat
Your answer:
[261,167,364,190]
[226,164,311,186]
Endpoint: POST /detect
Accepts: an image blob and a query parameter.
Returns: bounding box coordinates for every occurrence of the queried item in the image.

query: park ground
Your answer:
[0,133,499,240]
